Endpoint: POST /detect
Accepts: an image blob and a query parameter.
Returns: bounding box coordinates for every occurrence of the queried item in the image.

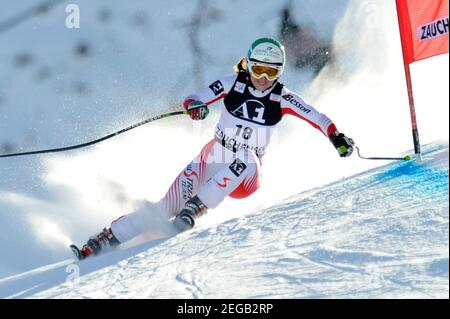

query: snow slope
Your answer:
[0,142,447,299]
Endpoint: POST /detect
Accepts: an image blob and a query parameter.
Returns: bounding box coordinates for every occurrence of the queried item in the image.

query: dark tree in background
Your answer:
[280,1,333,75]
[175,0,223,88]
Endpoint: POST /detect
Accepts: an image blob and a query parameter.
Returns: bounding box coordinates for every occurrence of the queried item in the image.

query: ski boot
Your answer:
[70,228,120,260]
[173,195,208,231]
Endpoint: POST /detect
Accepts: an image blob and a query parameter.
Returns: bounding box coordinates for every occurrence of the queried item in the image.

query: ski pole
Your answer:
[355,146,412,161]
[0,110,188,158]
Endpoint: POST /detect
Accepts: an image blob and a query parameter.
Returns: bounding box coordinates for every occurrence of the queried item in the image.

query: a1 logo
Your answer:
[209,80,224,96]
[229,158,247,177]
[231,100,266,124]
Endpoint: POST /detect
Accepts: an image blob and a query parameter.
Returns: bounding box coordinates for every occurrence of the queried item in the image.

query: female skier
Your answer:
[71,37,354,259]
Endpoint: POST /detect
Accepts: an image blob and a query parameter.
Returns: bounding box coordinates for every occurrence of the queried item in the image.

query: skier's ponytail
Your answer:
[233,57,247,73]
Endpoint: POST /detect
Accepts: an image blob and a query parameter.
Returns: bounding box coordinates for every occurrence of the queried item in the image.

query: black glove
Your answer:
[186,100,209,121]
[329,131,354,158]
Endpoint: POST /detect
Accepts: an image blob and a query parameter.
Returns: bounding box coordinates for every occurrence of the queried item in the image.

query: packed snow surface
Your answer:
[0,142,447,299]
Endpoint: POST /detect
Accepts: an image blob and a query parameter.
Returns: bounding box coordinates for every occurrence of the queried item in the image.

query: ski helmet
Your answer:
[246,37,285,80]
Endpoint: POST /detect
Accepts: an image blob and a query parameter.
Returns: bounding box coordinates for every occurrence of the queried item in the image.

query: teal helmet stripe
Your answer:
[251,37,283,50]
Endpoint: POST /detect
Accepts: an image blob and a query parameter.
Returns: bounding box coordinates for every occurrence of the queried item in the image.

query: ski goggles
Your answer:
[249,63,282,81]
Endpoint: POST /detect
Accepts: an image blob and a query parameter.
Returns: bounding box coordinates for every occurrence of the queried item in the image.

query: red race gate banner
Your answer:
[396,0,449,64]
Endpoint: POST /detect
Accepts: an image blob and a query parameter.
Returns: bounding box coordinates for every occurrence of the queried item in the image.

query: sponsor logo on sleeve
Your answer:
[282,94,311,114]
[418,17,449,42]
[209,80,224,96]
[229,158,247,177]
